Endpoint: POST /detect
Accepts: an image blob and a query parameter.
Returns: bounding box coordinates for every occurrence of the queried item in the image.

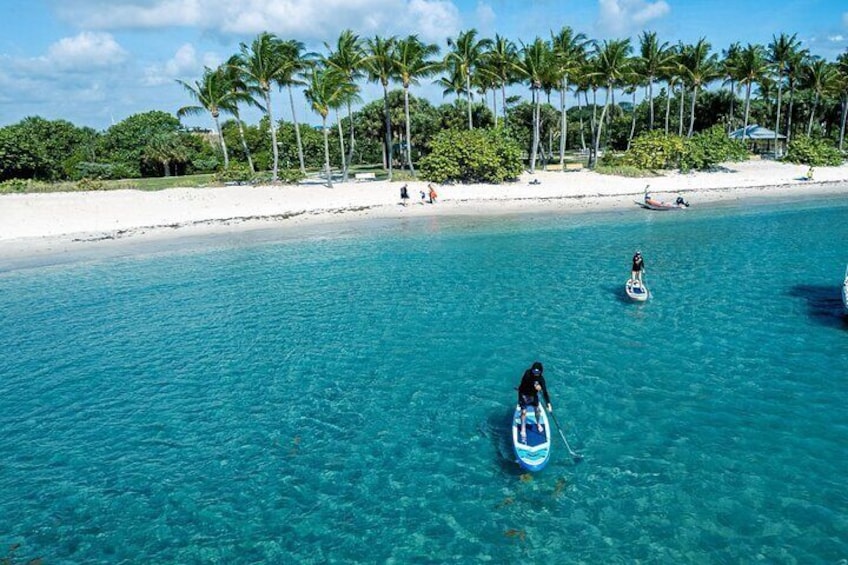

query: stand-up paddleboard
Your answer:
[511,403,551,472]
[625,278,649,301]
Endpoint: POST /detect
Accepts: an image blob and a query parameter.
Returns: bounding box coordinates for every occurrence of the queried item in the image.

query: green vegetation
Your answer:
[1,28,846,192]
[419,128,523,183]
[624,126,748,172]
[783,135,844,166]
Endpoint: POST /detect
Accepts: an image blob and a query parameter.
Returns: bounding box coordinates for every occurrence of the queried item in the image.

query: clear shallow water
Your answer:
[1,198,847,563]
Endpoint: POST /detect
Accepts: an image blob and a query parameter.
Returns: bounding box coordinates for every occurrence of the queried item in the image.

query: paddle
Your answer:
[548,408,583,463]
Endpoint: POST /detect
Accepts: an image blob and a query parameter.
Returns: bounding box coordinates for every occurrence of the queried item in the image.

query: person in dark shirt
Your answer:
[631,250,645,283]
[517,361,552,442]
[400,184,409,206]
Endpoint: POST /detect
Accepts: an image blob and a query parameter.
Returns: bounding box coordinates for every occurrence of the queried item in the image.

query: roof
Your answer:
[729,124,786,140]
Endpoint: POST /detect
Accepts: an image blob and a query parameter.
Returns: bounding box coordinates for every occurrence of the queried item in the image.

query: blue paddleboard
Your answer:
[511,403,551,472]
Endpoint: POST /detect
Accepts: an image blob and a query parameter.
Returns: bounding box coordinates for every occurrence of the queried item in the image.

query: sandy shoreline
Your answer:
[1,159,847,261]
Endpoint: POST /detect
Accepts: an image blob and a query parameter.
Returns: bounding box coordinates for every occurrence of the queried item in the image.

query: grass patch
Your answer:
[593,165,660,178]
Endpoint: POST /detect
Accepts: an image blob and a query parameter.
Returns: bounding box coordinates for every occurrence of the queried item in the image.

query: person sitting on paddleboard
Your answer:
[631,250,645,283]
[517,361,552,442]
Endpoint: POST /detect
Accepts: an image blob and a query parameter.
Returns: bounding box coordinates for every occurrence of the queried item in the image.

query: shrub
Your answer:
[783,135,843,166]
[623,130,686,170]
[680,125,748,171]
[624,126,748,172]
[419,128,523,184]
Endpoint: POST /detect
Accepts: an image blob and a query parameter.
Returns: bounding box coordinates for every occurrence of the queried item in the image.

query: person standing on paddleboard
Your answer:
[517,361,552,442]
[631,250,645,283]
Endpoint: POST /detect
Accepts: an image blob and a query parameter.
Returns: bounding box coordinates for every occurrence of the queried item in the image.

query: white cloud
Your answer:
[828,35,845,42]
[597,0,670,36]
[143,43,222,86]
[475,1,496,34]
[45,31,128,70]
[56,0,461,42]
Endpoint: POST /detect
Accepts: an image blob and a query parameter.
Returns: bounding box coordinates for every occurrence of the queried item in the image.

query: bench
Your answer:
[354,172,376,181]
[565,163,584,171]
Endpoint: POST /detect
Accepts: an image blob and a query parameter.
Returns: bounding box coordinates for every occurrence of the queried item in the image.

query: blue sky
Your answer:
[0,0,845,131]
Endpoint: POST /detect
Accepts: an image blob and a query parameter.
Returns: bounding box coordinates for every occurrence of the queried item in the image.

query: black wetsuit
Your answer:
[632,255,644,272]
[517,369,551,408]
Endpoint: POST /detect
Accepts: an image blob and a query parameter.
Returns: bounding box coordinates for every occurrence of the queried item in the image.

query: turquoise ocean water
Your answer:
[1,196,847,563]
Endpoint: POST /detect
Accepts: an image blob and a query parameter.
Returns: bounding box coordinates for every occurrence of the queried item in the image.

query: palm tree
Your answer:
[733,43,768,143]
[325,30,368,182]
[437,65,466,100]
[679,38,719,137]
[837,50,848,151]
[661,44,683,135]
[803,57,838,136]
[394,35,441,174]
[445,29,492,130]
[176,66,238,169]
[232,32,291,181]
[223,55,262,172]
[637,31,672,130]
[784,47,809,143]
[143,133,186,177]
[722,42,742,133]
[516,37,554,172]
[364,35,398,179]
[587,38,632,168]
[551,26,589,166]
[480,34,519,127]
[278,40,314,175]
[768,33,801,155]
[304,66,356,187]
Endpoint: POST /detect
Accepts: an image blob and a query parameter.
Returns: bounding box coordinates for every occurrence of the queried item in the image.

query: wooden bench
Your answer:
[354,172,376,181]
[565,163,584,171]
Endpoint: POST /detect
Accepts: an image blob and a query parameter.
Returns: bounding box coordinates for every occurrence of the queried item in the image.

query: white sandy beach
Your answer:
[1,159,847,259]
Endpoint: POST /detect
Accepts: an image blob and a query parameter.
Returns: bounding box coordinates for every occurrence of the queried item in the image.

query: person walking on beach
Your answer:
[419,190,426,204]
[400,184,410,206]
[631,250,645,283]
[428,184,438,204]
[806,166,814,181]
[517,361,552,442]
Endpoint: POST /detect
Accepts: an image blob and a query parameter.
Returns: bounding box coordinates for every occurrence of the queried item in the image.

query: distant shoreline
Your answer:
[1,159,847,265]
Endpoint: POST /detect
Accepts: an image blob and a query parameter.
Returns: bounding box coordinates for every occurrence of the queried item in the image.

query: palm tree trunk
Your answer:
[577,92,586,151]
[265,89,279,181]
[234,110,254,172]
[688,85,698,137]
[678,86,685,137]
[382,84,393,181]
[807,93,819,136]
[288,85,306,175]
[492,89,498,128]
[742,81,752,146]
[774,78,783,157]
[501,84,508,126]
[786,84,796,143]
[322,116,332,188]
[627,89,637,150]
[212,114,229,169]
[648,78,655,130]
[336,112,346,179]
[665,83,672,135]
[530,89,540,172]
[839,96,847,151]
[559,77,568,167]
[728,80,735,134]
[403,86,415,174]
[344,100,355,182]
[591,87,611,169]
[466,74,473,130]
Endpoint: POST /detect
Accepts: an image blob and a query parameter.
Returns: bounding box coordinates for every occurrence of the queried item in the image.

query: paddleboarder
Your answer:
[631,250,645,283]
[517,361,552,442]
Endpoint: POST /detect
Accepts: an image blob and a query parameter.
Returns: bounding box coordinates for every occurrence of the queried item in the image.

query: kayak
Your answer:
[511,403,551,472]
